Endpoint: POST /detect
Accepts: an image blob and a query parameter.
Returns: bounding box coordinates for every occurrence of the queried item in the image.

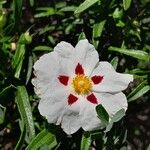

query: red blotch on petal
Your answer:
[68,94,78,105]
[86,93,98,104]
[91,75,103,84]
[75,63,84,75]
[58,75,69,86]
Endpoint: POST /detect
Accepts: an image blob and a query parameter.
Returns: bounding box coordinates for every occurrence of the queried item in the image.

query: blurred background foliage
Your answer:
[0,0,150,149]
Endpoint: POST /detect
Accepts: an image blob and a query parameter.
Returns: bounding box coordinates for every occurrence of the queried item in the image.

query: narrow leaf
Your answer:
[14,124,26,150]
[78,32,86,41]
[111,109,125,122]
[127,80,150,102]
[26,56,33,85]
[16,86,35,140]
[80,132,91,150]
[26,129,57,150]
[96,104,109,125]
[110,57,119,70]
[0,104,6,124]
[13,0,23,29]
[74,0,99,14]
[33,46,52,51]
[12,44,25,78]
[92,20,106,48]
[123,0,132,10]
[108,46,150,61]
[0,85,16,105]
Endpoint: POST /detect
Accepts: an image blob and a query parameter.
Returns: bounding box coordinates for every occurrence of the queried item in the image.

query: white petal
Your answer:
[74,39,99,76]
[60,99,82,134]
[54,41,74,58]
[94,92,128,118]
[79,98,103,131]
[33,52,59,79]
[38,89,69,123]
[92,62,133,93]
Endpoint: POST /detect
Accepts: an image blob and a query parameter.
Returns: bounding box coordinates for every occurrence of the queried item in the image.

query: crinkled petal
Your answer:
[38,89,69,123]
[33,52,59,79]
[54,41,74,58]
[94,92,127,118]
[60,99,82,134]
[74,39,99,76]
[92,62,133,93]
[79,98,102,131]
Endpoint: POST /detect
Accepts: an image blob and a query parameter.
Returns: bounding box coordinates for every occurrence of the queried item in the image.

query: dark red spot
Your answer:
[75,63,84,75]
[91,75,103,84]
[58,75,69,86]
[86,93,98,104]
[68,94,78,105]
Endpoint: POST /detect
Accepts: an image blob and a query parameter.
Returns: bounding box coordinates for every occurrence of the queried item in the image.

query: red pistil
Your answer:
[91,75,103,84]
[68,94,78,105]
[75,63,84,75]
[86,93,98,104]
[58,75,69,86]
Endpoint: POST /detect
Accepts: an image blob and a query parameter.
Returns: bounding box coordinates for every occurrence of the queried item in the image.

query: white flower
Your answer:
[32,39,133,135]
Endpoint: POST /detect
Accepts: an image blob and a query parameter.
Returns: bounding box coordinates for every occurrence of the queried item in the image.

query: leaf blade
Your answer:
[74,0,99,14]
[26,129,57,150]
[16,86,35,140]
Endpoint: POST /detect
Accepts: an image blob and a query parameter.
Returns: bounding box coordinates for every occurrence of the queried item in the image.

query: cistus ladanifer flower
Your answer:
[32,39,133,134]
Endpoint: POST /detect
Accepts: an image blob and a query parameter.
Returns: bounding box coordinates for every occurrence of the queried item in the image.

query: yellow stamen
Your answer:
[72,75,92,95]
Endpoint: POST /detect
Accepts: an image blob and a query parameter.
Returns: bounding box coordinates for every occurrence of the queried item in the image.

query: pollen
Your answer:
[72,75,92,95]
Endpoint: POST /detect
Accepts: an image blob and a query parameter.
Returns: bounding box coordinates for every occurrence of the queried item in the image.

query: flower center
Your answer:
[72,75,92,95]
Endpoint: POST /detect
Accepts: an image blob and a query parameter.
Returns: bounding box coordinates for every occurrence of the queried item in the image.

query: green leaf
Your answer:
[110,57,119,70]
[14,124,26,150]
[78,32,86,41]
[16,86,35,140]
[29,0,34,7]
[34,8,63,18]
[74,0,100,14]
[33,46,53,51]
[0,104,6,124]
[0,85,16,105]
[123,0,132,10]
[13,0,23,29]
[96,104,109,126]
[108,46,150,61]
[26,129,57,150]
[105,109,125,132]
[26,56,33,85]
[111,109,125,123]
[80,132,91,150]
[59,6,77,12]
[92,20,106,48]
[127,80,150,102]
[12,44,25,78]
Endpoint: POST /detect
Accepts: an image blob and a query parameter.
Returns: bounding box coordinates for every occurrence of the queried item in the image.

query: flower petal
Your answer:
[74,39,99,76]
[94,92,128,118]
[61,113,81,135]
[92,62,133,93]
[61,100,82,134]
[54,41,74,58]
[79,99,103,131]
